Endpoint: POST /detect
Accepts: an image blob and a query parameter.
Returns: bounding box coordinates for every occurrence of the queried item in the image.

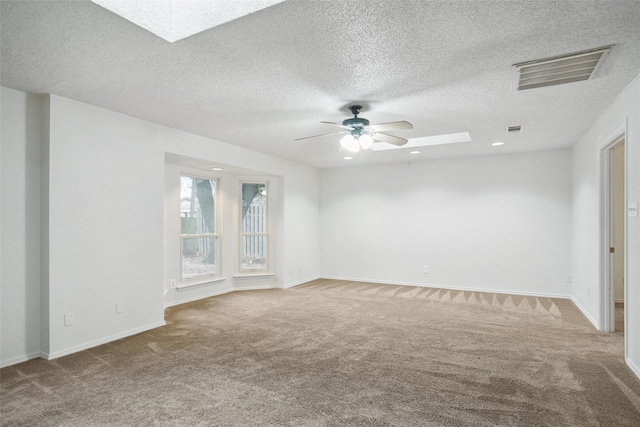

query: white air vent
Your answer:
[513,46,612,90]
[506,125,522,134]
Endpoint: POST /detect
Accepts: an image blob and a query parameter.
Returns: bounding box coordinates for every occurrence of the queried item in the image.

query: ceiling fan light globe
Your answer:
[341,134,360,152]
[359,134,373,150]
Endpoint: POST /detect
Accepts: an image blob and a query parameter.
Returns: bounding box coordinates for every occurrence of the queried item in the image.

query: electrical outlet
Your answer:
[116,302,124,314]
[565,274,572,283]
[64,312,73,327]
[305,262,310,270]
[423,265,430,274]
[170,279,176,289]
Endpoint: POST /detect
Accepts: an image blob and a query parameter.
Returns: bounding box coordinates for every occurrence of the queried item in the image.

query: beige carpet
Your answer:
[2,279,640,426]
[616,302,625,333]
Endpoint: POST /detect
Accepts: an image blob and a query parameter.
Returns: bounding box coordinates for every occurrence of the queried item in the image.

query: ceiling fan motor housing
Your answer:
[344,105,369,135]
[342,117,370,128]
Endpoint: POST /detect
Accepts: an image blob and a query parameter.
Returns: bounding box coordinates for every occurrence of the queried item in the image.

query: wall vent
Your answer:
[506,125,522,134]
[513,46,612,90]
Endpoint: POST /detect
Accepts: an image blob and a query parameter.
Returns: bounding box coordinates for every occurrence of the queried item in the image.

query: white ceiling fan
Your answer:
[295,105,413,152]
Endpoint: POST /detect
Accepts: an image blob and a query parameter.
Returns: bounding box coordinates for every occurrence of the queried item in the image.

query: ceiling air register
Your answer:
[513,46,612,90]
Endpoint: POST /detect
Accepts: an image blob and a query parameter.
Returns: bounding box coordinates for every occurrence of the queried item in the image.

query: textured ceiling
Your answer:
[2,0,639,169]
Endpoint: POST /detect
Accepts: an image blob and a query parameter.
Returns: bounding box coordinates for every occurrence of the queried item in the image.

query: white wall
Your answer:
[0,87,43,366]
[571,74,640,378]
[1,88,320,365]
[51,95,320,354]
[281,161,321,287]
[45,95,167,358]
[321,150,573,297]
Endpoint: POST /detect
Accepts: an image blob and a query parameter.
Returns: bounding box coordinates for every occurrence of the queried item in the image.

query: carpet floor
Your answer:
[616,302,625,333]
[2,279,640,426]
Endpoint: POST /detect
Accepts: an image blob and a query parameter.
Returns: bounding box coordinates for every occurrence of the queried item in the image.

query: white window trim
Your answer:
[180,174,222,283]
[239,179,271,274]
[233,273,275,279]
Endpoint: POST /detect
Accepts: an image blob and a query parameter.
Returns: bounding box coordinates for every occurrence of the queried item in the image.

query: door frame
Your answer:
[600,127,626,337]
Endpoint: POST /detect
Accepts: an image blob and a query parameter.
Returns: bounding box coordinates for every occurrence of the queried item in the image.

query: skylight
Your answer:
[369,132,472,151]
[91,0,285,43]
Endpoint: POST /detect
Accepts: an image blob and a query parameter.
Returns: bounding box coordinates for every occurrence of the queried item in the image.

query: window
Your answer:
[240,181,269,272]
[180,175,219,281]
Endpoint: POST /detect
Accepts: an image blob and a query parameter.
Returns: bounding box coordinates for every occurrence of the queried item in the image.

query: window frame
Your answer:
[179,174,222,283]
[239,180,270,274]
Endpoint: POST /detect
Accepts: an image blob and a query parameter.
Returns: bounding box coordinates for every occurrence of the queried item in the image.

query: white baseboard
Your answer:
[165,287,234,308]
[626,357,640,381]
[0,351,46,369]
[164,277,321,308]
[570,296,600,330]
[319,276,571,299]
[282,276,320,289]
[43,321,166,361]
[233,285,278,291]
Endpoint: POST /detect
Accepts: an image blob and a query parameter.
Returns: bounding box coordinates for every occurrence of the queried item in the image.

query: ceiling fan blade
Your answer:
[372,132,408,146]
[294,131,347,141]
[368,121,413,132]
[321,121,353,130]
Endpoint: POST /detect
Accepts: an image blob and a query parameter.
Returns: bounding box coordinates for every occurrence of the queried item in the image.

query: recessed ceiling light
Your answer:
[211,167,223,171]
[492,142,505,146]
[410,150,421,154]
[344,156,353,160]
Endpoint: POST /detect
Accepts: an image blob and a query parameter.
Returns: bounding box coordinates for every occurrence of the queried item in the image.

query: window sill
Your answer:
[233,273,275,279]
[176,276,226,290]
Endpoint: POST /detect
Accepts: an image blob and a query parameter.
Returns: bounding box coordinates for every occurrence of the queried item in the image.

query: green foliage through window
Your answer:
[180,176,219,280]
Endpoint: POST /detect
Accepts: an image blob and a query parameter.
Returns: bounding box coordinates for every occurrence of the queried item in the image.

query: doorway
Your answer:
[611,141,625,333]
[602,134,626,335]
